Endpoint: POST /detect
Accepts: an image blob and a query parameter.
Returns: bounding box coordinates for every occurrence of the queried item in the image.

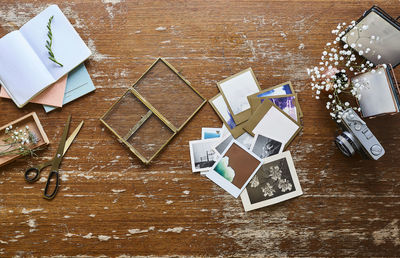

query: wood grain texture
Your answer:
[1,0,399,256]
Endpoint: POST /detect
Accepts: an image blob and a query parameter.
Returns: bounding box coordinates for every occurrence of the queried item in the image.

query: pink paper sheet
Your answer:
[0,75,68,107]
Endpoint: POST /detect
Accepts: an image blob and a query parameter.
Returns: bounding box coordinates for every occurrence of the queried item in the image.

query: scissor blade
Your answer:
[51,116,71,171]
[63,121,84,156]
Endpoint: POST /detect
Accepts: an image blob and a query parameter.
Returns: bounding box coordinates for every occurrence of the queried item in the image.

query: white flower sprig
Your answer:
[307,21,385,123]
[1,125,40,157]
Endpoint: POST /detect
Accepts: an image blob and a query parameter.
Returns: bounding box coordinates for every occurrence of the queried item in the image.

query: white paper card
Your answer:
[219,70,260,115]
[252,106,299,146]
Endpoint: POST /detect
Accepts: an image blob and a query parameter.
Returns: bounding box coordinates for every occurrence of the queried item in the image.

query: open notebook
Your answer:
[0,4,91,108]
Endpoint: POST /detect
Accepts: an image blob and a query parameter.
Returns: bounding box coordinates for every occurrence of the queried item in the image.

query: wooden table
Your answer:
[1,0,399,256]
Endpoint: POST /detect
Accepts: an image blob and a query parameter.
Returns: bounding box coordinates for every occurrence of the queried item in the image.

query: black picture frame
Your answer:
[342,5,400,68]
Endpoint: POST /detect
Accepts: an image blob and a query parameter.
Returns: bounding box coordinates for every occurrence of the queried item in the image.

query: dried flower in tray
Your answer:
[1,125,40,157]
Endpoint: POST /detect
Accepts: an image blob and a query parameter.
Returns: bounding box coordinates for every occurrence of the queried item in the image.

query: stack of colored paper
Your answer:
[0,64,95,112]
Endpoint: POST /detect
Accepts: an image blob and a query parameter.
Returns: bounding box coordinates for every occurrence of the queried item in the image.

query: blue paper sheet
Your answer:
[43,63,95,112]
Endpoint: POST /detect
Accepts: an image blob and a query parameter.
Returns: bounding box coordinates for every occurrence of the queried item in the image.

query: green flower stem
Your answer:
[46,15,63,67]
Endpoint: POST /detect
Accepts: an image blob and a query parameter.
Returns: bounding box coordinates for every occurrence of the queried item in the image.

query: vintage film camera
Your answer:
[335,108,384,160]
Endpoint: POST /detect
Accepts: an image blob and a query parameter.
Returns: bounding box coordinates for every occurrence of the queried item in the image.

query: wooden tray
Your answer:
[0,112,49,167]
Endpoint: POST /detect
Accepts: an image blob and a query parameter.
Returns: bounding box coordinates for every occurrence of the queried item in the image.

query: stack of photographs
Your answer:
[189,69,304,211]
[209,68,303,149]
[189,125,303,211]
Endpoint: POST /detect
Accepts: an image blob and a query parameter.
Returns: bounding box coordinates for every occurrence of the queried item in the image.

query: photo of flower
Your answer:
[246,157,296,204]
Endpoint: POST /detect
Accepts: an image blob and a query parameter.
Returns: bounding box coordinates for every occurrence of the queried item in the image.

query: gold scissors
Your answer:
[24,116,84,199]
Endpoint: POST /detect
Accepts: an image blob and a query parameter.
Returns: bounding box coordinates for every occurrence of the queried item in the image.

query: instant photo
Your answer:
[236,132,254,150]
[240,151,303,211]
[343,6,400,67]
[250,134,283,159]
[247,81,303,117]
[248,94,300,122]
[202,127,222,140]
[352,65,400,117]
[209,94,247,138]
[244,100,301,149]
[253,81,294,97]
[217,68,261,125]
[206,141,262,198]
[214,134,234,155]
[189,138,219,172]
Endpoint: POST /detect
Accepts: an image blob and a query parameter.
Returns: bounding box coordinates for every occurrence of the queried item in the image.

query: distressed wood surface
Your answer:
[1,0,400,256]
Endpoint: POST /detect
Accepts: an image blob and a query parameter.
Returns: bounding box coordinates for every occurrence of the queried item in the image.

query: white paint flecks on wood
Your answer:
[373,220,400,246]
[98,235,112,241]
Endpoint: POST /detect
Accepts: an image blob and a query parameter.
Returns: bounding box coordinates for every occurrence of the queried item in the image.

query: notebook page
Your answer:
[20,5,91,81]
[0,31,54,107]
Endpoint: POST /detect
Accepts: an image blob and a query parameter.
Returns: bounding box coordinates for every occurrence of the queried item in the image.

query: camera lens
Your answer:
[335,131,358,157]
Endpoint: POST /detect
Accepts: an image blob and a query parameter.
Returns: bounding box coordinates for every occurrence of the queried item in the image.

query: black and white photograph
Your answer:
[236,132,253,150]
[189,138,219,172]
[240,151,302,211]
[214,134,234,155]
[250,134,283,159]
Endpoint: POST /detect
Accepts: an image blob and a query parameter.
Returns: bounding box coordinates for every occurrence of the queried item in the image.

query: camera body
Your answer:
[335,108,385,160]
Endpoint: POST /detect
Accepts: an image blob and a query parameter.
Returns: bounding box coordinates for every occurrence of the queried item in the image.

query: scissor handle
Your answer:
[43,170,60,200]
[25,167,41,183]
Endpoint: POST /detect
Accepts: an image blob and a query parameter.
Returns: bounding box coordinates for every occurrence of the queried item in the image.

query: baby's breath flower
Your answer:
[308,19,383,121]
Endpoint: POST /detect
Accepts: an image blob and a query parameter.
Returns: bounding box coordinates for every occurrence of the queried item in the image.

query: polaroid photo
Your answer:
[268,95,299,122]
[220,124,230,138]
[254,81,294,97]
[209,94,247,138]
[244,99,302,149]
[214,133,234,155]
[206,140,262,198]
[250,134,284,159]
[217,68,261,125]
[240,151,303,211]
[248,94,300,122]
[202,127,222,140]
[247,81,303,117]
[236,132,254,150]
[214,131,253,155]
[189,138,220,172]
